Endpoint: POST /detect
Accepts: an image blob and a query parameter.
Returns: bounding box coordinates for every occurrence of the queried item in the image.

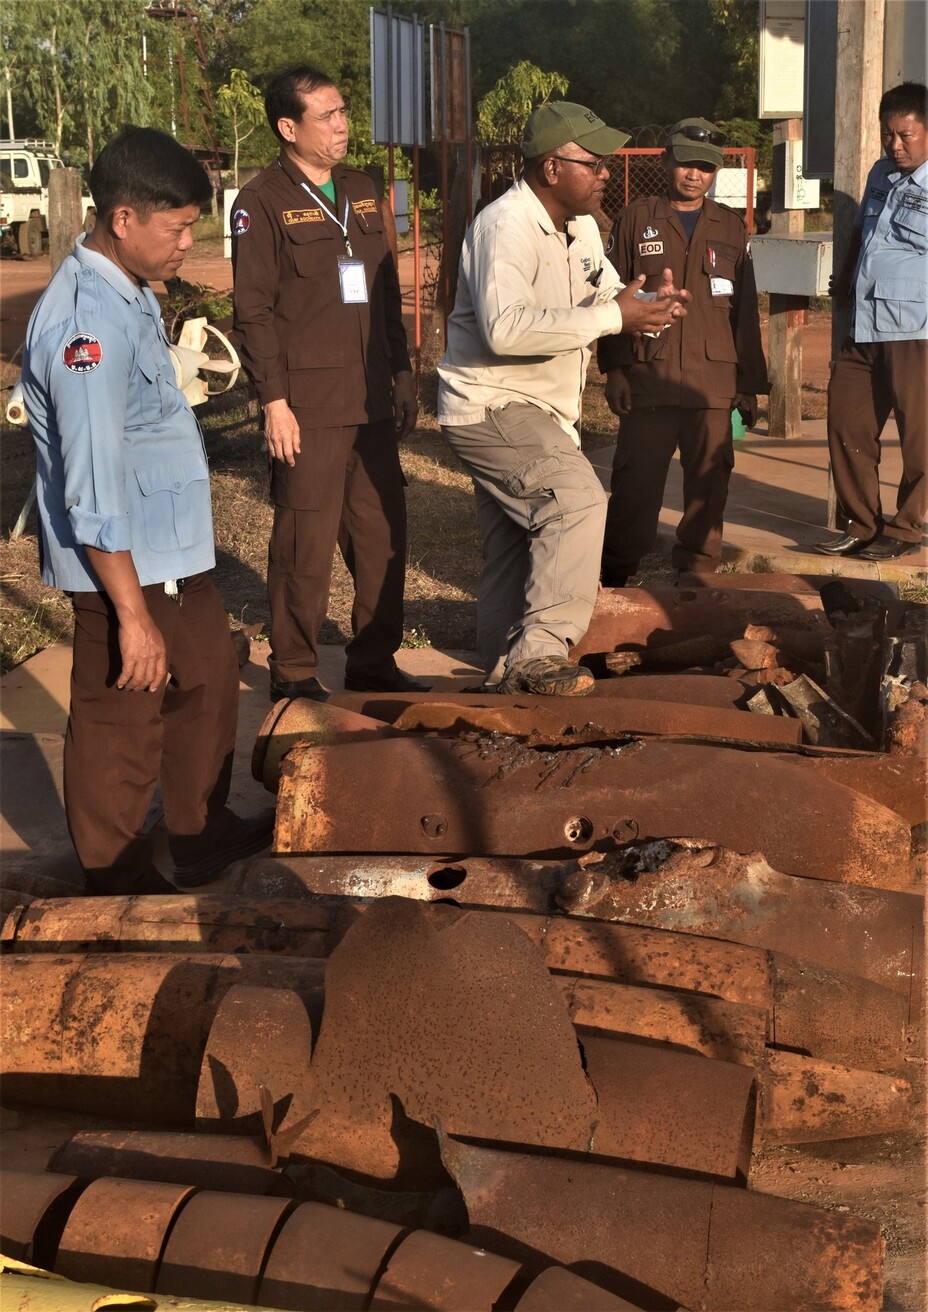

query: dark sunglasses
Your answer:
[673,124,726,147]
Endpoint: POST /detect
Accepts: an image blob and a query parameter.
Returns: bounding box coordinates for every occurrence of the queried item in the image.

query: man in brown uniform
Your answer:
[231,65,427,699]
[598,118,769,583]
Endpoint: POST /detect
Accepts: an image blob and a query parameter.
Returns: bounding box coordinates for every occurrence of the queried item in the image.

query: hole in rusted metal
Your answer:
[428,866,467,890]
[564,816,594,845]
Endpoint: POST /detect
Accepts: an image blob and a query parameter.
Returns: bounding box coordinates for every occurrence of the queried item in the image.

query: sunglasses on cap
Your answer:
[673,124,726,147]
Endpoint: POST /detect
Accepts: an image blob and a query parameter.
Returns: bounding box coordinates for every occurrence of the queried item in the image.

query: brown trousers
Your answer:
[65,573,239,891]
[827,338,928,543]
[267,418,407,684]
[602,406,734,578]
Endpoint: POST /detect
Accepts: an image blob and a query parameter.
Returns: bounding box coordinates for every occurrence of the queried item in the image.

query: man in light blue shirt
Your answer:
[22,126,272,894]
[817,82,927,561]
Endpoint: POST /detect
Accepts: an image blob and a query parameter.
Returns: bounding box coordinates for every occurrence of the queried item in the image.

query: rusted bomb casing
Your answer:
[0,893,337,957]
[515,1266,655,1311]
[797,751,927,824]
[156,1190,296,1305]
[441,1136,884,1311]
[758,1052,913,1146]
[55,1176,195,1292]
[563,980,911,1144]
[0,1170,83,1267]
[552,843,924,1002]
[258,1200,403,1310]
[50,1129,293,1196]
[326,691,803,749]
[0,952,325,1122]
[573,586,844,663]
[1,888,32,920]
[196,984,314,1136]
[273,734,911,887]
[253,696,398,793]
[370,1230,522,1311]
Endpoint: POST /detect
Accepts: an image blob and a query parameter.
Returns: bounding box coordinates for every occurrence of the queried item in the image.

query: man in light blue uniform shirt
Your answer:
[22,126,272,894]
[818,81,927,561]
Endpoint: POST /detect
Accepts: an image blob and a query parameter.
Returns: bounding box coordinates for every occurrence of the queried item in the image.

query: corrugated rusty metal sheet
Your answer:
[55,1176,194,1291]
[156,1191,296,1304]
[370,1230,521,1310]
[273,735,911,887]
[441,1136,884,1311]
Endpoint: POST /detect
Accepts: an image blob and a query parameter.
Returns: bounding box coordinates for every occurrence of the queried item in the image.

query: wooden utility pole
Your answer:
[827,0,884,520]
[48,168,84,275]
[767,117,805,438]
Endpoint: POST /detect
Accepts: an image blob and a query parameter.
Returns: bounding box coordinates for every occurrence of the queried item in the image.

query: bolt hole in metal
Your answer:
[420,814,448,839]
[427,865,467,890]
[564,815,594,845]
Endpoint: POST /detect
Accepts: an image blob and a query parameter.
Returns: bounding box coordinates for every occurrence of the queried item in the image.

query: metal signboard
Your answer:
[430,23,471,143]
[370,7,426,146]
[802,0,837,178]
[759,0,806,119]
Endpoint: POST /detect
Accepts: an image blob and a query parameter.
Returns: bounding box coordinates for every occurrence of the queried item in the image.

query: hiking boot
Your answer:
[173,808,276,889]
[497,656,595,697]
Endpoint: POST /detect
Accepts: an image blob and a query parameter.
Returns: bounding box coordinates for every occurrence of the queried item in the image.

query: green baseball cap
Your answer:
[522,101,631,159]
[666,117,726,168]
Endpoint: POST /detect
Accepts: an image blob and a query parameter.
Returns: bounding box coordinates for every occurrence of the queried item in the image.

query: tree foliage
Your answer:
[476,61,569,147]
[217,68,267,185]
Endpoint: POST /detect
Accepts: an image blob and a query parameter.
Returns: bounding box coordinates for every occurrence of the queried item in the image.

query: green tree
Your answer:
[217,68,265,185]
[476,60,569,147]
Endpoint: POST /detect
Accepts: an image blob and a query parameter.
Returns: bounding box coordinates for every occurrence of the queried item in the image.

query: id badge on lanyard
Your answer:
[301,181,369,305]
[338,257,368,303]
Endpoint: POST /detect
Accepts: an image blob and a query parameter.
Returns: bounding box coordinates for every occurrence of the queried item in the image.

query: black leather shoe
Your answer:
[858,534,918,561]
[343,666,432,693]
[269,676,329,703]
[814,532,877,557]
[600,573,629,588]
[173,808,276,889]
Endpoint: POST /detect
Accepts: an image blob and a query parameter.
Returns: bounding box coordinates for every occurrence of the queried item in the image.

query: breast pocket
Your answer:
[134,452,212,552]
[872,278,928,335]
[890,204,928,253]
[136,346,171,423]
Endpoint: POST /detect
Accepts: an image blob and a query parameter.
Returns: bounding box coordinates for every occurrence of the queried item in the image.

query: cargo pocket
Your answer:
[134,452,212,552]
[872,278,928,335]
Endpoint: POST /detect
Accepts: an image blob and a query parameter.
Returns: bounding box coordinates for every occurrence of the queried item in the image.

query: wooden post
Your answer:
[827,0,885,523]
[767,118,804,438]
[48,167,84,275]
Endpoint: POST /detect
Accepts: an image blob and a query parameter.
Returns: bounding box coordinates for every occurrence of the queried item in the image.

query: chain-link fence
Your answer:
[481,144,757,233]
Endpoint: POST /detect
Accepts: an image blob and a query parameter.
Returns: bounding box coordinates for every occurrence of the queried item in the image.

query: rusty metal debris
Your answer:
[156,1191,296,1304]
[369,1230,521,1310]
[514,1265,652,1310]
[272,733,911,887]
[440,1135,884,1311]
[0,1170,83,1267]
[55,1176,194,1291]
[773,673,876,749]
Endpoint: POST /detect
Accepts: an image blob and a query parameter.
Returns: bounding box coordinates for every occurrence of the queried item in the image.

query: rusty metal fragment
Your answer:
[881,621,928,755]
[292,900,757,1184]
[273,734,910,887]
[0,953,324,1121]
[678,571,900,607]
[50,1129,291,1196]
[441,1136,884,1311]
[759,1052,912,1146]
[797,752,926,824]
[253,697,397,792]
[776,674,876,749]
[370,1230,521,1310]
[196,984,314,1136]
[0,1170,83,1266]
[156,1190,295,1304]
[515,1266,653,1311]
[823,596,886,738]
[551,841,923,1005]
[384,696,802,748]
[0,894,335,957]
[55,1176,194,1291]
[258,1201,403,1310]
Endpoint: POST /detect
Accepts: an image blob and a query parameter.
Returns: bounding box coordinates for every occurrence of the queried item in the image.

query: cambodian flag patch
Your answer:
[232,208,250,236]
[63,333,102,373]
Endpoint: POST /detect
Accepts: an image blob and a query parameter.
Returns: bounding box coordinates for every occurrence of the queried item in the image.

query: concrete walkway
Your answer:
[587,414,927,580]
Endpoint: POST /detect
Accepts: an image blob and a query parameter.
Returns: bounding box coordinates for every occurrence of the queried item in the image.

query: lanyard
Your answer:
[300,182,353,256]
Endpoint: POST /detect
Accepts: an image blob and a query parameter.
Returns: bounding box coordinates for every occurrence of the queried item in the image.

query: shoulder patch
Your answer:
[63,333,102,373]
[232,208,250,236]
[351,197,379,215]
[282,208,324,225]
